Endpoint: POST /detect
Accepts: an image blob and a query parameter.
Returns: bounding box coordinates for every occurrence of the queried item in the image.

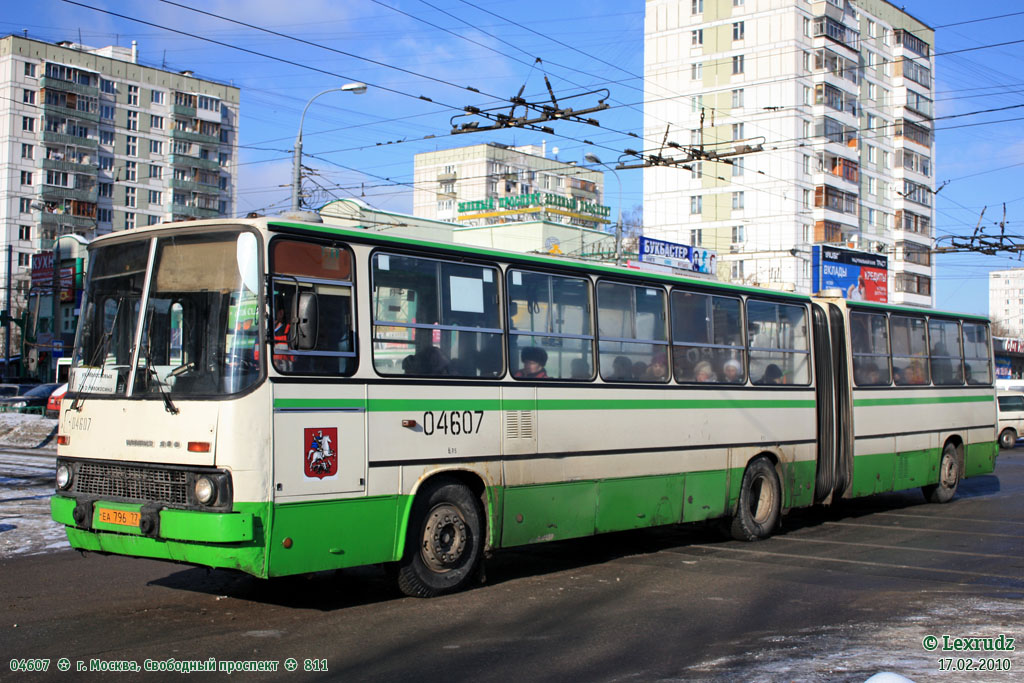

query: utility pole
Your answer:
[4,244,10,381]
[51,237,61,381]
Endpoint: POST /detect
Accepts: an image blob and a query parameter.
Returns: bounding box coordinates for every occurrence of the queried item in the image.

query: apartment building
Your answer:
[644,0,935,305]
[990,269,1024,339]
[0,35,239,361]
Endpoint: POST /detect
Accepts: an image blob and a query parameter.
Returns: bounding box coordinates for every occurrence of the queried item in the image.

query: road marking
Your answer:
[770,535,1024,561]
[824,520,1024,539]
[684,544,1024,583]
[872,511,1024,526]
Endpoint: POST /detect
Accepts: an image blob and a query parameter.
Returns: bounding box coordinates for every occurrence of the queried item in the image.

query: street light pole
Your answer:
[291,82,368,212]
[584,153,623,266]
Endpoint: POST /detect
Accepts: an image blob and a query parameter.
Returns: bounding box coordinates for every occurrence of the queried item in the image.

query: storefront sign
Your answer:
[458,192,611,220]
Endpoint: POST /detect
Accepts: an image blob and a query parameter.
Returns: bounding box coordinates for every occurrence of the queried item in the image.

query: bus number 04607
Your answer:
[422,410,483,436]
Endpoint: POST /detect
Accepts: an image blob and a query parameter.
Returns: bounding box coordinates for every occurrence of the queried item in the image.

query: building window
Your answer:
[803,17,811,37]
[219,152,230,167]
[149,139,163,154]
[22,116,34,132]
[150,115,164,130]
[691,94,704,112]
[126,135,137,156]
[732,225,745,243]
[125,187,137,208]
[733,0,744,5]
[733,22,745,41]
[22,89,35,104]
[21,144,33,160]
[732,55,745,74]
[868,20,877,38]
[99,130,114,146]
[98,182,113,198]
[125,160,137,181]
[803,154,810,175]
[148,214,161,226]
[24,62,36,78]
[149,164,163,179]
[19,198,31,213]
[20,171,32,185]
[99,104,114,120]
[732,123,744,141]
[125,212,135,229]
[691,162,703,179]
[127,85,139,106]
[18,225,31,241]
[99,156,114,171]
[100,79,115,94]
[802,189,811,208]
[732,89,744,108]
[691,62,703,80]
[18,253,29,268]
[127,111,138,131]
[690,196,703,214]
[692,0,703,14]
[803,51,811,72]
[732,157,744,176]
[732,191,745,210]
[869,177,877,195]
[867,145,877,165]
[691,229,702,246]
[151,90,164,104]
[731,260,745,280]
[148,190,162,204]
[692,29,703,46]
[98,208,112,223]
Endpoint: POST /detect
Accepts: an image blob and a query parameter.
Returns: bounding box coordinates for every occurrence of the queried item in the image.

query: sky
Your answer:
[5,0,1024,317]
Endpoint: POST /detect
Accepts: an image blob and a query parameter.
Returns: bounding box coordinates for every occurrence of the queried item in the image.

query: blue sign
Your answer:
[812,245,888,302]
[639,237,717,274]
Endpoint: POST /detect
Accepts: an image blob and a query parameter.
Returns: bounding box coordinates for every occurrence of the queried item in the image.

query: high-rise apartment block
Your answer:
[644,0,935,306]
[989,269,1024,339]
[0,35,239,357]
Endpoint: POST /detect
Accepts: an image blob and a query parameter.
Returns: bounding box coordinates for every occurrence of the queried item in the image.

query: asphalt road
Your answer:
[1,448,1022,682]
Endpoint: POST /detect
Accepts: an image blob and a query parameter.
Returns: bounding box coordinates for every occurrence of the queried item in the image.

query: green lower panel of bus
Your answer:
[52,496,271,576]
[848,440,999,499]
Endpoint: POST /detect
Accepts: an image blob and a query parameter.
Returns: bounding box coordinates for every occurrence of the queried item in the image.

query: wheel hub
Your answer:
[940,455,957,488]
[420,503,467,572]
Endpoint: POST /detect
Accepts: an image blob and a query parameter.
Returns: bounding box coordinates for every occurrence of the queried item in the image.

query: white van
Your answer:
[996,391,1024,449]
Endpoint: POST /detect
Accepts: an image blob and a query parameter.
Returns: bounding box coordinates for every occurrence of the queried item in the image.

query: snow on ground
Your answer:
[0,414,64,558]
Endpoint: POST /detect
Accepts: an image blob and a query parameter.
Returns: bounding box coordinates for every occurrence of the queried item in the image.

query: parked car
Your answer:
[46,383,68,418]
[0,383,60,414]
[997,391,1024,449]
[0,383,38,399]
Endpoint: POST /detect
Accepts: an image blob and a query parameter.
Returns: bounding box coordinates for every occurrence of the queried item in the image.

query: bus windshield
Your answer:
[71,229,262,398]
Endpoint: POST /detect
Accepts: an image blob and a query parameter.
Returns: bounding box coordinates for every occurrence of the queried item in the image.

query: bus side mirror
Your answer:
[291,292,319,350]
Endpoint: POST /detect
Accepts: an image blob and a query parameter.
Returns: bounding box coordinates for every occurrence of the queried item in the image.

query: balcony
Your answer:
[43,158,98,174]
[172,103,197,117]
[41,102,100,123]
[169,154,221,172]
[437,172,457,182]
[36,211,97,230]
[40,77,99,97]
[169,178,219,194]
[40,185,98,203]
[170,128,219,145]
[42,131,98,149]
[171,203,219,218]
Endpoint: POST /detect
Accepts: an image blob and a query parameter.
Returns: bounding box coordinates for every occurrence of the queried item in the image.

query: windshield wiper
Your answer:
[143,342,179,415]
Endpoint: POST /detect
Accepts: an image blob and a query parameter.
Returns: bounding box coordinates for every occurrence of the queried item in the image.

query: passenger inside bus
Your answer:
[694,360,716,382]
[403,327,449,375]
[758,364,783,385]
[514,346,548,379]
[642,353,669,381]
[722,358,743,383]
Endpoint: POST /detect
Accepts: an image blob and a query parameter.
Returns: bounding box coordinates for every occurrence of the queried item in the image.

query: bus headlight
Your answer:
[56,463,72,490]
[194,476,216,505]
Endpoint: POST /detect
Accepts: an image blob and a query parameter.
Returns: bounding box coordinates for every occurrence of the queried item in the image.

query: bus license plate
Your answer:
[97,508,140,527]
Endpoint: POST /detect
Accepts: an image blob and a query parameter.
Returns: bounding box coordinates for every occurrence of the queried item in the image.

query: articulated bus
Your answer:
[51,217,998,597]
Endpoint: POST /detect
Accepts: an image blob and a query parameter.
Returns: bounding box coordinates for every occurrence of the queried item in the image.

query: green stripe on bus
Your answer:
[274,397,816,411]
[853,395,994,407]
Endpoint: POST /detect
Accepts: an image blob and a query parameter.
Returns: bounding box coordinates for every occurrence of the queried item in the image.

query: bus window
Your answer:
[271,239,356,376]
[372,253,501,378]
[891,315,929,385]
[962,322,992,385]
[850,311,891,386]
[507,270,593,380]
[928,319,964,385]
[747,300,810,385]
[671,290,744,384]
[597,282,669,382]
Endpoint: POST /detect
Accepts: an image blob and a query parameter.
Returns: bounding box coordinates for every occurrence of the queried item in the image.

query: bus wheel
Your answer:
[397,478,483,598]
[999,428,1017,450]
[922,443,959,504]
[730,457,781,541]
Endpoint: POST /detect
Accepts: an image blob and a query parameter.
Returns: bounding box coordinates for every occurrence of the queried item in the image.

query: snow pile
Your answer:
[0,413,57,450]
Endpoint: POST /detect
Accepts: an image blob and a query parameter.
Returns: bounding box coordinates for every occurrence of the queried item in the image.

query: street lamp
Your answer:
[291,82,368,212]
[584,153,623,266]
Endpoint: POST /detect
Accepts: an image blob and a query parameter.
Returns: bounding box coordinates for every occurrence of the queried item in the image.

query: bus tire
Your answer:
[397,478,483,598]
[999,428,1017,450]
[730,457,781,541]
[922,443,959,504]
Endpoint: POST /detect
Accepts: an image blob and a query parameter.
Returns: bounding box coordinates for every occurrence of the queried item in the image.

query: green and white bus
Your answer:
[51,217,998,597]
